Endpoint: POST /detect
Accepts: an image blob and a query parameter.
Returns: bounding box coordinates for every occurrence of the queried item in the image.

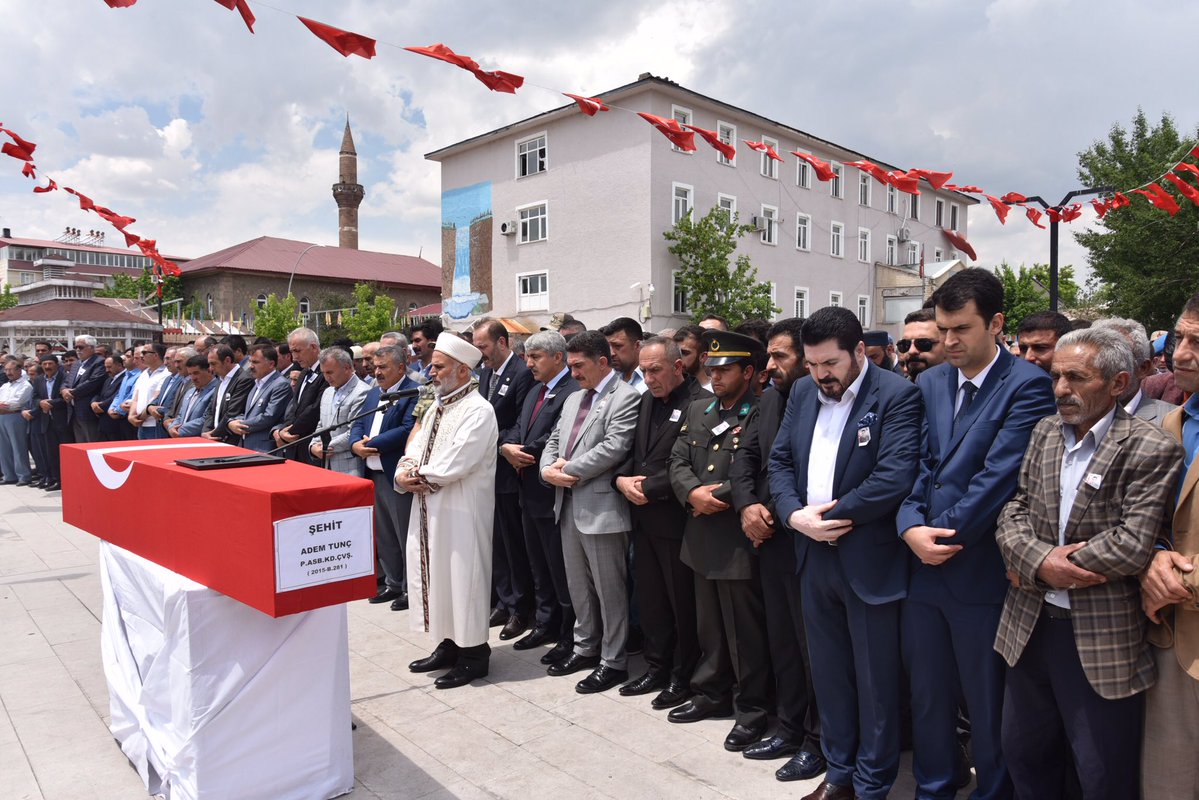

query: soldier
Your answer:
[667,330,772,753]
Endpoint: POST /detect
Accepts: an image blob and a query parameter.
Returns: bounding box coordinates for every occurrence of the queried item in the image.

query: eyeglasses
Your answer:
[897,338,938,354]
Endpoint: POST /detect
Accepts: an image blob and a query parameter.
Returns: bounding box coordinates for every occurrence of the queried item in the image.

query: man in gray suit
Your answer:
[541,330,639,694]
[227,344,292,452]
[202,344,253,443]
[166,354,217,438]
[1093,317,1176,425]
[310,347,370,474]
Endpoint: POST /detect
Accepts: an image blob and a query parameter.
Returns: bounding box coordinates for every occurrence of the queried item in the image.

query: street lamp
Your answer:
[286,243,322,299]
[1020,186,1112,311]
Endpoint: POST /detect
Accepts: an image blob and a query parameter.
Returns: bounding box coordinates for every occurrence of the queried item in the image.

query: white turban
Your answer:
[434,331,482,369]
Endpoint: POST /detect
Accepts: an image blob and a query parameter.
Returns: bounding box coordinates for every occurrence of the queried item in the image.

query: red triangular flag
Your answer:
[910,168,953,190]
[886,170,921,195]
[744,140,783,162]
[297,17,376,59]
[32,177,57,194]
[637,113,696,151]
[1026,207,1046,229]
[1090,198,1109,219]
[405,43,523,93]
[1000,192,1028,204]
[943,229,976,261]
[984,195,1011,224]
[1165,172,1199,207]
[791,151,836,182]
[122,231,141,247]
[1132,183,1181,216]
[681,124,736,161]
[563,93,609,116]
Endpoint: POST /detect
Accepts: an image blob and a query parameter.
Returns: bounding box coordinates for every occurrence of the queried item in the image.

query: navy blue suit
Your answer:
[68,354,108,442]
[896,346,1055,800]
[769,362,922,799]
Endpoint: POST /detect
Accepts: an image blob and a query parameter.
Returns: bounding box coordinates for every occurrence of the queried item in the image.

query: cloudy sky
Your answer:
[1,0,1195,286]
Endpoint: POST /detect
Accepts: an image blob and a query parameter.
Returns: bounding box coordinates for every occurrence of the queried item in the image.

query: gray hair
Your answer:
[318,347,353,369]
[1092,317,1152,364]
[174,346,197,361]
[288,327,320,348]
[375,345,407,366]
[1056,327,1136,381]
[74,334,97,348]
[641,335,682,362]
[380,332,409,350]
[524,330,566,357]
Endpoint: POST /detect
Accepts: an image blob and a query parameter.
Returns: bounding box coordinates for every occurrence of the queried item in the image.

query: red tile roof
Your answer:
[0,299,161,326]
[0,236,188,261]
[180,236,440,290]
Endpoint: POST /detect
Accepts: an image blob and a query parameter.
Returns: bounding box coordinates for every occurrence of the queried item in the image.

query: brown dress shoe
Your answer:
[800,781,855,800]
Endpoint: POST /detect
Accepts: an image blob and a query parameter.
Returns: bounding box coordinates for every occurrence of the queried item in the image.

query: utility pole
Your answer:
[1020,186,1112,311]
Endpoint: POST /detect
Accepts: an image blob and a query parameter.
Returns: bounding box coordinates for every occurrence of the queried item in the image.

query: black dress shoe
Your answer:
[777,750,828,782]
[369,588,404,604]
[409,644,458,673]
[433,662,488,689]
[498,615,527,641]
[546,652,599,677]
[798,779,852,800]
[540,641,573,665]
[42,481,61,491]
[743,734,803,761]
[651,679,691,710]
[29,478,44,488]
[576,665,628,694]
[489,608,509,627]
[512,626,554,651]
[15,480,31,487]
[389,594,409,611]
[724,721,768,752]
[667,697,733,723]
[618,671,668,697]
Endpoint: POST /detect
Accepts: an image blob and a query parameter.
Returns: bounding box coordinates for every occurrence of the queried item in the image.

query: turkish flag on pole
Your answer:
[637,113,696,151]
[297,17,377,59]
[984,195,1011,224]
[791,151,837,182]
[681,124,736,161]
[563,93,609,116]
[1132,183,1182,216]
[1165,173,1199,207]
[943,229,977,261]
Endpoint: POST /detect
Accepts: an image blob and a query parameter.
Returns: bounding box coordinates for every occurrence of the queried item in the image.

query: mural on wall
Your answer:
[441,181,492,319]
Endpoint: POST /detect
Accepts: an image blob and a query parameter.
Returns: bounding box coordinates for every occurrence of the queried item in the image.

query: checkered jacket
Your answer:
[994,409,1184,699]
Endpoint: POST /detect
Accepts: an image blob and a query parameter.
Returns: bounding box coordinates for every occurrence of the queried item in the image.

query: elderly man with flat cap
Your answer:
[396,332,499,690]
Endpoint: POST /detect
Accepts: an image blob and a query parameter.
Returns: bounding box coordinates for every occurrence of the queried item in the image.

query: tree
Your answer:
[253,293,300,342]
[664,207,779,325]
[343,282,396,344]
[95,268,182,303]
[1075,109,1199,330]
[0,284,16,311]
[994,262,1081,334]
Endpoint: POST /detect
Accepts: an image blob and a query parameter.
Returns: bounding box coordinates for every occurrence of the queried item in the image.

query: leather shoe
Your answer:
[546,652,599,677]
[15,480,30,487]
[743,734,802,761]
[369,587,404,604]
[409,645,458,673]
[667,697,733,723]
[777,750,828,782]
[433,662,488,689]
[724,721,768,752]
[540,641,572,665]
[619,671,668,697]
[799,780,853,800]
[389,594,409,611]
[498,615,527,641]
[512,626,554,650]
[576,665,628,694]
[42,481,61,491]
[489,608,509,627]
[650,679,691,710]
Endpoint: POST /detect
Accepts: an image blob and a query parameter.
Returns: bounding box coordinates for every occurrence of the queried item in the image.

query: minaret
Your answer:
[333,118,365,249]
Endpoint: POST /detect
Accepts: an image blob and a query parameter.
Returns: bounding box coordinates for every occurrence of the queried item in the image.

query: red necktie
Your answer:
[565,389,596,455]
[529,384,548,424]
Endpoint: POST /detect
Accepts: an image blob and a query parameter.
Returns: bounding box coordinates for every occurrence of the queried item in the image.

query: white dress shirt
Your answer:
[365,377,404,472]
[805,360,870,507]
[132,365,169,427]
[954,344,1002,415]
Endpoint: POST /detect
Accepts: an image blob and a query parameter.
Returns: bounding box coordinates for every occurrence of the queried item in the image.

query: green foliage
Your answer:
[0,283,16,311]
[95,269,182,302]
[994,262,1081,334]
[1074,109,1199,330]
[253,293,300,342]
[664,207,779,325]
[342,282,397,344]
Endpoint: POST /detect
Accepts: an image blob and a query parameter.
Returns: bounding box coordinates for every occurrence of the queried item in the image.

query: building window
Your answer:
[858,228,871,263]
[759,204,779,245]
[717,121,736,166]
[829,291,843,308]
[672,270,690,314]
[717,193,737,222]
[907,241,920,265]
[768,282,778,319]
[256,294,267,309]
[830,221,844,257]
[935,198,945,228]
[671,105,693,153]
[830,163,844,198]
[795,214,811,251]
[857,296,870,327]
[516,133,547,178]
[934,247,944,261]
[796,159,810,189]
[672,183,694,224]
[761,136,779,179]
[859,172,871,207]
[885,235,897,266]
[517,271,549,311]
[950,204,960,231]
[909,193,920,221]
[887,185,898,214]
[206,294,214,316]
[794,287,809,319]
[518,202,548,243]
[298,296,310,315]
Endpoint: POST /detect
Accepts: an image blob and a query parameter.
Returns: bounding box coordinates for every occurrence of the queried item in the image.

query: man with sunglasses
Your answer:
[898,309,945,381]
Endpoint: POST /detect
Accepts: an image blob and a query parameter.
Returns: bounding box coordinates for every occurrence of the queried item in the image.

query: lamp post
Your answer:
[286,244,321,300]
[1019,186,1112,311]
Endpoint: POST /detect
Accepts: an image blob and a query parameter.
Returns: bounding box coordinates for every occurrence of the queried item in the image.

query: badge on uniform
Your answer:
[498,383,509,397]
[1084,472,1102,490]
[669,408,682,423]
[857,427,871,447]
[711,420,731,436]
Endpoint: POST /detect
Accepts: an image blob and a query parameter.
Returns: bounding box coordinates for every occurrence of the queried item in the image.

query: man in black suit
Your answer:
[474,320,536,640]
[500,330,581,664]
[201,344,253,443]
[730,317,825,782]
[615,335,710,709]
[272,327,328,464]
[92,354,128,441]
[62,334,107,443]
[25,354,73,490]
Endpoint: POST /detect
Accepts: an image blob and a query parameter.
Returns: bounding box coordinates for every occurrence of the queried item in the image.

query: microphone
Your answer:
[378,384,431,401]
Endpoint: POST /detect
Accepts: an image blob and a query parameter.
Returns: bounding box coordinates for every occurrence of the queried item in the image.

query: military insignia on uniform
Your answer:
[732,426,742,436]
[857,427,871,447]
[738,403,750,416]
[680,423,688,432]
[857,412,877,428]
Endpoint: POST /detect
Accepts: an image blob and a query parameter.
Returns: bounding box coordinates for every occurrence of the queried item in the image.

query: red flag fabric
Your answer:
[1165,173,1199,207]
[845,160,891,184]
[744,140,783,162]
[944,184,983,193]
[297,17,376,59]
[21,162,35,178]
[910,168,953,190]
[32,177,57,194]
[64,188,95,211]
[637,113,696,151]
[213,0,255,33]
[1174,162,1199,177]
[680,124,736,161]
[1132,183,1181,216]
[563,93,609,116]
[1045,207,1062,223]
[472,69,524,94]
[95,207,137,230]
[1,128,37,157]
[123,231,141,247]
[943,229,976,261]
[1060,203,1083,223]
[1109,192,1131,210]
[1000,192,1028,204]
[1192,146,1199,159]
[886,169,921,194]
[791,151,836,182]
[103,0,139,6]
[1090,198,1109,219]
[405,43,524,93]
[1026,207,1046,229]
[984,195,1011,224]
[1,142,34,162]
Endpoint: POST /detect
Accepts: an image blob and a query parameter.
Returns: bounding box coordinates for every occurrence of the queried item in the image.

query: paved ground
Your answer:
[0,482,938,799]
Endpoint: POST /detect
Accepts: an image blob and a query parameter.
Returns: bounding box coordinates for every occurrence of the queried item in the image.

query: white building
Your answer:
[427,74,978,334]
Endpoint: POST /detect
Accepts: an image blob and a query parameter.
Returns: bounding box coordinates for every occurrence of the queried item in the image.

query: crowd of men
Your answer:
[3,267,1198,800]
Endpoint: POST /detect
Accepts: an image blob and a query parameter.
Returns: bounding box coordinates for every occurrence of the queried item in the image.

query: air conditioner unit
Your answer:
[750,215,766,231]
[499,221,518,236]
[897,226,911,242]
